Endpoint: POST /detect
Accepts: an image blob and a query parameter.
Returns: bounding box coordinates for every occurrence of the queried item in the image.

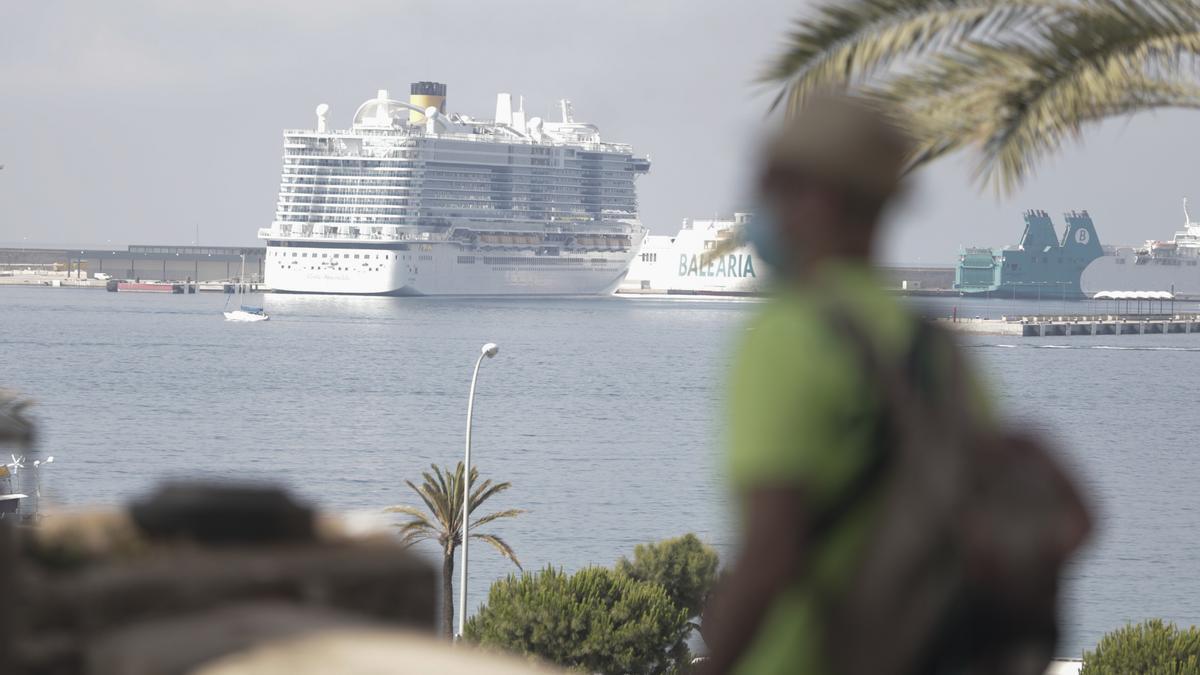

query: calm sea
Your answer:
[2,286,1199,657]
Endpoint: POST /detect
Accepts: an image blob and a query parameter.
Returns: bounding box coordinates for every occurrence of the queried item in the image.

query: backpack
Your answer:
[819,310,1092,675]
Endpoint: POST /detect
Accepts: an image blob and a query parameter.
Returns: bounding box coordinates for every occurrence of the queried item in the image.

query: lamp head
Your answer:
[481,343,499,358]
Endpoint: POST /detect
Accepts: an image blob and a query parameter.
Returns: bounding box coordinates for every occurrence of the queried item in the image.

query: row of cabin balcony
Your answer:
[269,208,635,228]
[276,198,635,212]
[279,182,635,197]
[279,186,416,195]
[275,200,627,214]
[279,164,635,177]
[280,128,639,154]
[278,196,414,205]
[281,131,638,154]
[278,186,634,200]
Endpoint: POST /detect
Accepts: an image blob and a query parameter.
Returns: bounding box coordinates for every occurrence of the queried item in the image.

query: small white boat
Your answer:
[224,305,270,322]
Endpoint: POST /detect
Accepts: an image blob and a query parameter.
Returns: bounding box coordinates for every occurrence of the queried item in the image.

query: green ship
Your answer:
[956,210,1103,299]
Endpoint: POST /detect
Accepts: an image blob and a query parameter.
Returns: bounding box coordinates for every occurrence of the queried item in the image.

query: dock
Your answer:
[943,313,1200,337]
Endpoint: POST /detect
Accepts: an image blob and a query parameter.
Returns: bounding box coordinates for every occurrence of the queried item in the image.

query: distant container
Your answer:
[93,272,111,281]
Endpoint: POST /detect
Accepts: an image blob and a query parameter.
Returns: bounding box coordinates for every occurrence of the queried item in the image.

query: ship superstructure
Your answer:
[619,213,766,296]
[259,83,651,296]
[956,210,1103,299]
[1080,198,1200,299]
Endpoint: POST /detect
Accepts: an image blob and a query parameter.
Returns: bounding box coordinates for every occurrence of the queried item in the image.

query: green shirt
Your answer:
[727,262,923,675]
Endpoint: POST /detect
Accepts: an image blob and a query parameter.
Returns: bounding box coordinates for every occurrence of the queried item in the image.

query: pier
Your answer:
[944,313,1200,337]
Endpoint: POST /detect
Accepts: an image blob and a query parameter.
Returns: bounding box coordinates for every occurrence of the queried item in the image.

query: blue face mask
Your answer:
[743,205,794,274]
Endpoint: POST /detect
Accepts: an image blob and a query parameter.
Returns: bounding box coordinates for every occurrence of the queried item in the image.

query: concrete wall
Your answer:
[0,246,265,283]
[878,266,956,290]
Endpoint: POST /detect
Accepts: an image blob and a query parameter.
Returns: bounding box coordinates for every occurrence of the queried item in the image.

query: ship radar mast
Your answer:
[1186,197,1195,227]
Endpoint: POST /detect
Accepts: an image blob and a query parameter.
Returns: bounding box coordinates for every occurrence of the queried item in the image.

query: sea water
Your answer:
[2,286,1198,657]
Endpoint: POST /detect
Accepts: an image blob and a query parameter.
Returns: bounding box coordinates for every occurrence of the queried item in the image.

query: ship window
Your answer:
[354,254,360,259]
[322,253,327,258]
[292,253,297,257]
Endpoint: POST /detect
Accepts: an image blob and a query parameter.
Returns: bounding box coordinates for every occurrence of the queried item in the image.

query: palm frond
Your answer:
[470,479,512,512]
[471,532,523,570]
[403,478,444,523]
[386,462,523,567]
[765,0,1064,112]
[396,523,439,547]
[470,508,526,530]
[883,0,1200,193]
[384,504,431,520]
[700,234,746,269]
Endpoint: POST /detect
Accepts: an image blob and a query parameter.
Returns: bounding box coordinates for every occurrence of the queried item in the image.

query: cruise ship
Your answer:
[259,82,651,296]
[619,213,767,296]
[1080,199,1200,299]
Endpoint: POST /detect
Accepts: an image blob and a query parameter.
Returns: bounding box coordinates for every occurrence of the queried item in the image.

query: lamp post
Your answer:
[458,342,499,638]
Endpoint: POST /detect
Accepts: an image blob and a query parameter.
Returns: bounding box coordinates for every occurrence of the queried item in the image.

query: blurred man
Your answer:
[699,95,1088,675]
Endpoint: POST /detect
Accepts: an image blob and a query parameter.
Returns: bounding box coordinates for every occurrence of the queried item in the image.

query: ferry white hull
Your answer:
[265,239,639,296]
[1081,251,1200,299]
[619,215,767,296]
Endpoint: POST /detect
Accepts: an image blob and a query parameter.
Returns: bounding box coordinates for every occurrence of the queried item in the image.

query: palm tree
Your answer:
[763,0,1200,194]
[386,462,523,638]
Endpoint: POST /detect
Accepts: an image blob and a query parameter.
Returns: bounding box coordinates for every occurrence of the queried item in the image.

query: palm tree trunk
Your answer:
[441,545,456,639]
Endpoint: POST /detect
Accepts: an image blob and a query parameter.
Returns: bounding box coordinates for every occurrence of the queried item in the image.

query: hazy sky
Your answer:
[2,0,1199,264]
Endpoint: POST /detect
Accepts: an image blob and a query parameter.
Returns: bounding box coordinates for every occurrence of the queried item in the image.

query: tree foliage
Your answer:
[465,565,691,674]
[764,0,1200,194]
[386,462,523,637]
[615,533,720,621]
[1081,619,1200,674]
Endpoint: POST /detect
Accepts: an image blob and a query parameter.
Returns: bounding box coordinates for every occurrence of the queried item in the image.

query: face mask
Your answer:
[743,205,794,274]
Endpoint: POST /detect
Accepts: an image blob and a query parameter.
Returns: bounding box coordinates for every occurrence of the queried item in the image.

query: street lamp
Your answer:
[458,342,499,638]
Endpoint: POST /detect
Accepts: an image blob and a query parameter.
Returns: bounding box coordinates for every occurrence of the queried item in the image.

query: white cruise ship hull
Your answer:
[1081,251,1200,299]
[265,239,638,296]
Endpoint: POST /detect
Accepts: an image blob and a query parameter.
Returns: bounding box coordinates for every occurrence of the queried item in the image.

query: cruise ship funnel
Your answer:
[409,81,446,124]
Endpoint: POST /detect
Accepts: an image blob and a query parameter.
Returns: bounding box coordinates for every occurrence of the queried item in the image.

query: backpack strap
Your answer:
[806,307,941,540]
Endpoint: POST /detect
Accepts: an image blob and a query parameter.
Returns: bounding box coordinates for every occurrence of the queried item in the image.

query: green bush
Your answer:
[615,533,720,621]
[1082,619,1200,674]
[464,565,691,674]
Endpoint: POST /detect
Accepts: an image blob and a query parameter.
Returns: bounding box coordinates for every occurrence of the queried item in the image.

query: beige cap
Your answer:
[763,93,912,199]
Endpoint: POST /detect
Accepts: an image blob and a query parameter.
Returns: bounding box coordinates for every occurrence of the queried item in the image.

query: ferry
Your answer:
[956,210,1103,299]
[619,213,767,296]
[259,83,651,296]
[1080,199,1200,299]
